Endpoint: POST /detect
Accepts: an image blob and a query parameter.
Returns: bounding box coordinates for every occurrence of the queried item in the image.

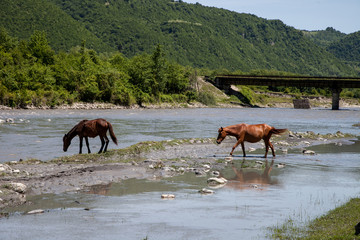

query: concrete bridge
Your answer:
[215,75,360,110]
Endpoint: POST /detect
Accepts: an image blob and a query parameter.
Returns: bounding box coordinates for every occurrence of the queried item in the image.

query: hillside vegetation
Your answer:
[0,0,357,76]
[0,29,202,108]
[302,27,346,48]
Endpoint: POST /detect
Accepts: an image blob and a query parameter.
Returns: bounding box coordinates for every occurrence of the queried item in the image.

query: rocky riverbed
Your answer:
[0,131,357,214]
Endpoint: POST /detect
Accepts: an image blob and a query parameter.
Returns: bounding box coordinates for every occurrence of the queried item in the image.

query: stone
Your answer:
[9,182,27,193]
[27,209,45,215]
[207,177,228,185]
[302,150,315,155]
[6,118,14,123]
[161,194,175,199]
[276,163,286,168]
[198,188,214,195]
[248,147,256,152]
[224,157,233,162]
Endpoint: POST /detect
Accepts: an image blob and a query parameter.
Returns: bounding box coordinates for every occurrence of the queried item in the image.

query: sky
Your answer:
[183,0,360,34]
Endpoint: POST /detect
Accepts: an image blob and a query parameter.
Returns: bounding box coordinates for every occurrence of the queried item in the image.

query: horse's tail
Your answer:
[270,128,288,135]
[108,122,118,145]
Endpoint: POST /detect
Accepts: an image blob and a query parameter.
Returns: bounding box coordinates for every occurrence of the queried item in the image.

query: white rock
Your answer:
[302,150,315,155]
[12,169,20,174]
[207,177,228,185]
[27,209,45,215]
[6,118,14,123]
[161,194,175,199]
[198,188,214,195]
[248,147,256,152]
[9,182,27,193]
[203,164,211,169]
[224,157,233,162]
[276,163,286,168]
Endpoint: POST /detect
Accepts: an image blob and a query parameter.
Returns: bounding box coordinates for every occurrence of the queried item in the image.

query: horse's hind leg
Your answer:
[79,136,83,154]
[269,141,275,157]
[103,135,110,153]
[98,136,105,153]
[264,140,275,158]
[85,137,91,153]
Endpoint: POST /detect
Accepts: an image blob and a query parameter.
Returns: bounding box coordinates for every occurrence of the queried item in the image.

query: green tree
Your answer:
[27,30,55,65]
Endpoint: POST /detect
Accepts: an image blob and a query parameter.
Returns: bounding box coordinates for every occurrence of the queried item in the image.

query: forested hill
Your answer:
[327,31,360,66]
[0,0,356,76]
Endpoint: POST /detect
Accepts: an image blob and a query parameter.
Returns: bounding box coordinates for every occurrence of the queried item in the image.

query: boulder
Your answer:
[9,182,27,193]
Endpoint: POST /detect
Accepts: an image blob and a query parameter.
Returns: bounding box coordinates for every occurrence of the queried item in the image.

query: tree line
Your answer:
[0,29,199,108]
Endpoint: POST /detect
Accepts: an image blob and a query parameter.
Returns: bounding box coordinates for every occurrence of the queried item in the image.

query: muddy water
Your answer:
[1,108,360,162]
[0,108,360,239]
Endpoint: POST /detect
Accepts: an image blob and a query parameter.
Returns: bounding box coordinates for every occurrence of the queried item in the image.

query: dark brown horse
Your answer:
[216,123,287,157]
[63,118,118,154]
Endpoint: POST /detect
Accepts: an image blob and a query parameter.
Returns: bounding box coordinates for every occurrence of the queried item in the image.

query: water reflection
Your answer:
[226,160,279,191]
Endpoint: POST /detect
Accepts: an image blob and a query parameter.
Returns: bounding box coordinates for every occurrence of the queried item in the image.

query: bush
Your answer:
[198,92,216,106]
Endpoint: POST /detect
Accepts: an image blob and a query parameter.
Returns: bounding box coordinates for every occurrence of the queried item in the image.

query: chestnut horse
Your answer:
[216,123,287,157]
[63,118,118,154]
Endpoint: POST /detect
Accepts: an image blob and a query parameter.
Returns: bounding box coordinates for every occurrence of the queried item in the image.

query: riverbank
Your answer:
[270,197,360,239]
[0,131,356,213]
[0,94,359,110]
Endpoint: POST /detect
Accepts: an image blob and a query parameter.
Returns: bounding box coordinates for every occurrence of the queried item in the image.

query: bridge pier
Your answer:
[331,88,342,110]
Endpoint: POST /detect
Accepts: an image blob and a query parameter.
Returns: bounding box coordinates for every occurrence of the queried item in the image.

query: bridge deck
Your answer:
[215,75,360,88]
[214,75,360,110]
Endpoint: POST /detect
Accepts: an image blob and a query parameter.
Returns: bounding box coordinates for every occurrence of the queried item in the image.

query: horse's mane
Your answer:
[66,120,88,137]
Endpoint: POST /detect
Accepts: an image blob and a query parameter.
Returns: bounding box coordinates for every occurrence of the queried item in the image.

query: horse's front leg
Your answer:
[269,141,275,157]
[241,142,246,157]
[98,136,105,153]
[85,137,91,153]
[230,140,243,156]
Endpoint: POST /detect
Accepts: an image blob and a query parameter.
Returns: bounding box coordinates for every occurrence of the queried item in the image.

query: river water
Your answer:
[1,107,360,239]
[1,107,360,162]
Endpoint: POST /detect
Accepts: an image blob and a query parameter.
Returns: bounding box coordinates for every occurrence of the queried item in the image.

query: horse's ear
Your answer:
[220,127,223,131]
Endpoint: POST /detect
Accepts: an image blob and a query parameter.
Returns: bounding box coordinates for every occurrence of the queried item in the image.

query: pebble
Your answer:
[224,157,233,162]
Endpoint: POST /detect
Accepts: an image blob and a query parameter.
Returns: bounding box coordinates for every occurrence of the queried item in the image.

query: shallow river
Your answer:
[1,107,360,239]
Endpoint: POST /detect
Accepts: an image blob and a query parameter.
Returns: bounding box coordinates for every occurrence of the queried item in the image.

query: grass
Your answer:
[48,138,215,164]
[269,198,360,239]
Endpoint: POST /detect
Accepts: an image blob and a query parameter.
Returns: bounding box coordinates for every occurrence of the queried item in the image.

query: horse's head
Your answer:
[63,134,71,152]
[216,127,227,144]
